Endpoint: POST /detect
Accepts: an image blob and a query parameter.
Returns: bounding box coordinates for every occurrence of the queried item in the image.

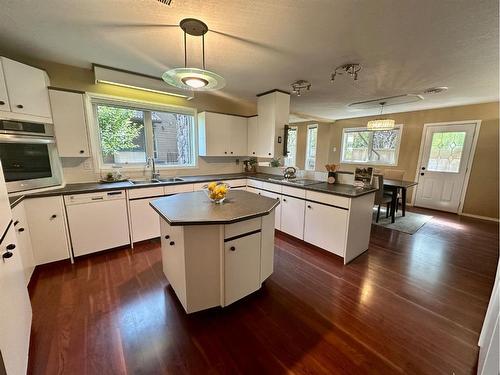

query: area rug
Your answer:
[372,208,433,234]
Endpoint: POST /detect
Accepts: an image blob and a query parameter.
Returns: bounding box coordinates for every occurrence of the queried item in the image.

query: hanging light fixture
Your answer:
[162,18,225,91]
[366,102,395,130]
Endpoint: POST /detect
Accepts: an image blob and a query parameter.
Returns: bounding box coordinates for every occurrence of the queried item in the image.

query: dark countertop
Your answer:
[8,172,376,209]
[149,190,279,226]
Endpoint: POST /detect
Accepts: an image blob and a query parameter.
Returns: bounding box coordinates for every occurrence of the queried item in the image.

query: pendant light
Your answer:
[162,18,225,91]
[366,102,395,130]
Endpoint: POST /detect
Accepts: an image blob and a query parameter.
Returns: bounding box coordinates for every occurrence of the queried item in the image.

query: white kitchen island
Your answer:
[150,190,279,314]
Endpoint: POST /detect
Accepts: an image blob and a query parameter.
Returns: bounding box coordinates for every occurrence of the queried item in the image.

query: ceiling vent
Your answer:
[423,86,448,94]
[348,94,423,110]
[156,0,172,5]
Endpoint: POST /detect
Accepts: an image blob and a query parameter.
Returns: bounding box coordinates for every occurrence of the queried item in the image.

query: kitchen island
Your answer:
[150,190,279,314]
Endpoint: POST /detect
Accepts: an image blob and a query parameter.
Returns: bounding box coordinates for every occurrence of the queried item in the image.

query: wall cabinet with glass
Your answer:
[198,111,248,157]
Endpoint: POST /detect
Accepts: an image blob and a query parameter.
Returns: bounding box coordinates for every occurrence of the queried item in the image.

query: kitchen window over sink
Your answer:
[91,98,196,169]
[341,126,402,166]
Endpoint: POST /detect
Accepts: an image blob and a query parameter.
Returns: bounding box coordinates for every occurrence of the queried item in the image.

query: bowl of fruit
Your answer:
[204,181,230,204]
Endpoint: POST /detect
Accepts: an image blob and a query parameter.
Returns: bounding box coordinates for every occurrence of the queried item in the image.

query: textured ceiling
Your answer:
[0,0,498,119]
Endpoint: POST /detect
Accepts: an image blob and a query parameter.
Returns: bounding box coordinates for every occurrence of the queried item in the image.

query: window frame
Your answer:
[86,94,198,172]
[340,125,403,166]
[305,124,318,171]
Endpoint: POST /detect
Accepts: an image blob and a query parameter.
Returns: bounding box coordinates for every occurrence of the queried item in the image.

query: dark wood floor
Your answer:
[27,208,498,375]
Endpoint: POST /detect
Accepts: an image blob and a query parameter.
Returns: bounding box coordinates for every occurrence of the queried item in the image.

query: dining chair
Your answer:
[383,169,406,212]
[374,174,393,223]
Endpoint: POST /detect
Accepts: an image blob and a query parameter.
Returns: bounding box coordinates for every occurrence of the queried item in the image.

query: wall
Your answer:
[0,52,258,183]
[328,102,499,219]
[290,121,334,170]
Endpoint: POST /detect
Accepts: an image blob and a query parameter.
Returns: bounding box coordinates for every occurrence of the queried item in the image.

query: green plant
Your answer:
[270,157,281,167]
[248,157,258,166]
[97,106,143,156]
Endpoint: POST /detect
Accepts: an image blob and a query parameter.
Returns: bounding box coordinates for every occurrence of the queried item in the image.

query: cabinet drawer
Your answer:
[247,179,263,188]
[192,182,207,191]
[128,186,165,199]
[305,190,350,209]
[225,179,247,188]
[261,181,282,193]
[246,187,261,195]
[225,217,261,239]
[282,185,306,199]
[164,184,194,195]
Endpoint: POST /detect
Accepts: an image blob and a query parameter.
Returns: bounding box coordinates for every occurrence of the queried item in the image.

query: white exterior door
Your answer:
[415,122,477,213]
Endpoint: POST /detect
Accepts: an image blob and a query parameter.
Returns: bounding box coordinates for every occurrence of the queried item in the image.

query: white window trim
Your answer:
[340,124,403,166]
[305,124,318,171]
[84,93,198,172]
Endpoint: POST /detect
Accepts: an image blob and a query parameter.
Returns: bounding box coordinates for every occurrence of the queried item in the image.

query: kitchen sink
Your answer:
[128,179,161,185]
[159,177,185,183]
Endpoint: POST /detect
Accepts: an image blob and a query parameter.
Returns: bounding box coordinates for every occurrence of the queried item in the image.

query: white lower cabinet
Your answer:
[130,197,161,242]
[24,196,70,265]
[11,202,35,284]
[224,232,261,306]
[259,190,281,230]
[0,225,32,375]
[280,195,305,239]
[304,201,348,257]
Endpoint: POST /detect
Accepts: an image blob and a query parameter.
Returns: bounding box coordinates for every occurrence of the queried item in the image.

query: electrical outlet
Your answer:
[332,147,337,152]
[82,159,93,170]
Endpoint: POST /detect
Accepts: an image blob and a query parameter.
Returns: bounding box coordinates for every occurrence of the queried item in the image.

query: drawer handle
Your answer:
[230,246,236,251]
[91,197,104,200]
[18,227,25,232]
[13,220,19,226]
[107,191,122,196]
[16,104,24,109]
[50,214,57,219]
[0,100,5,105]
[164,235,170,239]
[169,241,175,246]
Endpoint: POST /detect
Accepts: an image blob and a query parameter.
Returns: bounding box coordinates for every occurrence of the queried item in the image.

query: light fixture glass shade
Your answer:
[366,118,396,130]
[162,67,225,91]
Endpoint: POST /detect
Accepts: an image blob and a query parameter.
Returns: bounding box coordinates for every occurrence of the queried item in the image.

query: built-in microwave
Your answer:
[0,119,62,193]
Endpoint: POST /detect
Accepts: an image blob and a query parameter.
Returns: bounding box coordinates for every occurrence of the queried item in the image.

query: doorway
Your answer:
[414,121,480,213]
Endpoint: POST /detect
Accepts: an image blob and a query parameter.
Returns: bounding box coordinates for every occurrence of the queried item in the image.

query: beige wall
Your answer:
[0,52,258,183]
[328,102,499,219]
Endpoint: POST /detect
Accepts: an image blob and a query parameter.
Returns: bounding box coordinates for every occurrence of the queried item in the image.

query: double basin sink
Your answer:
[129,177,185,185]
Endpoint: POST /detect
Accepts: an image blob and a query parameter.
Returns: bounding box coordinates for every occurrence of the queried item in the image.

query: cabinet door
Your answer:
[259,190,281,230]
[49,89,90,157]
[24,196,70,265]
[304,202,348,257]
[229,116,248,156]
[0,226,32,375]
[224,232,261,306]
[130,198,161,243]
[12,202,35,285]
[1,57,51,118]
[198,112,230,156]
[280,196,305,239]
[0,59,11,112]
[257,94,275,157]
[247,116,259,156]
[164,184,194,195]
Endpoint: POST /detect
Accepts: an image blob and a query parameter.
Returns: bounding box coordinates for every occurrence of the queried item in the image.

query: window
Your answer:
[305,124,318,170]
[284,126,297,167]
[93,100,196,168]
[341,126,402,165]
[427,131,466,173]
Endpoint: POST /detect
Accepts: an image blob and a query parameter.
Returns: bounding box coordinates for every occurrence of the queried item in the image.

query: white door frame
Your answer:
[411,120,482,214]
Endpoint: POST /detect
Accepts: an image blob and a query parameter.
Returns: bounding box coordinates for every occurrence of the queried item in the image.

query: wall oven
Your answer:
[0,119,62,193]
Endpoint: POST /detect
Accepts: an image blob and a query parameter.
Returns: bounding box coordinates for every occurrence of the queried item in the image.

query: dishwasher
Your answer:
[64,190,130,257]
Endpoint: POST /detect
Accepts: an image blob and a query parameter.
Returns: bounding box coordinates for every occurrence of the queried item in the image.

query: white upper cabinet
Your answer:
[247,116,259,157]
[256,90,290,158]
[49,89,90,157]
[198,111,248,156]
[0,59,11,112]
[1,57,52,119]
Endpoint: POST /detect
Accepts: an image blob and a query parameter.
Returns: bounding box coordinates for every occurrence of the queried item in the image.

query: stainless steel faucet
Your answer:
[147,157,160,180]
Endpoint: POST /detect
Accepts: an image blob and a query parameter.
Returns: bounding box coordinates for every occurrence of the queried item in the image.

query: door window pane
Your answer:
[152,111,195,166]
[96,105,146,165]
[427,131,466,173]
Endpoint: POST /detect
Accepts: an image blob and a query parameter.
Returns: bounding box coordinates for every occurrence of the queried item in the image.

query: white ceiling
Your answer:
[0,0,498,119]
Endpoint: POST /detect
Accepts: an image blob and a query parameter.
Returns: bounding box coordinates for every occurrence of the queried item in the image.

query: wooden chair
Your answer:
[374,174,393,223]
[383,169,405,212]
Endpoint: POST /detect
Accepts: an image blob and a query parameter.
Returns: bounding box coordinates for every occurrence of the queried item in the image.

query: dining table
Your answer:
[383,179,418,223]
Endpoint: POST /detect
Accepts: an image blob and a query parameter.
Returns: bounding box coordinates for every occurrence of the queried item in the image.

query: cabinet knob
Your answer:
[13,220,19,226]
[420,173,425,176]
[18,227,25,232]
[0,100,4,105]
[6,244,15,251]
[169,241,175,246]
[283,198,287,202]
[2,251,13,260]
[165,235,170,239]
[224,152,227,154]
[307,205,312,209]
[252,152,255,155]
[16,104,24,109]
[50,214,57,219]
[268,153,271,156]
[230,246,236,251]
[230,152,233,154]
[79,150,85,154]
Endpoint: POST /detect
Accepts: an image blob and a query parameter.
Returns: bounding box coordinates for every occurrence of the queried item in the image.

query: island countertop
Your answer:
[150,190,279,226]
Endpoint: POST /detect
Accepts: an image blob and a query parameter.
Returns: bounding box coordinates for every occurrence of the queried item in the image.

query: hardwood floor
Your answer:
[27,208,498,375]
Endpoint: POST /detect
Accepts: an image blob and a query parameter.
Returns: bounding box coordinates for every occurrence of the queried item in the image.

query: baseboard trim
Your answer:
[460,213,500,222]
